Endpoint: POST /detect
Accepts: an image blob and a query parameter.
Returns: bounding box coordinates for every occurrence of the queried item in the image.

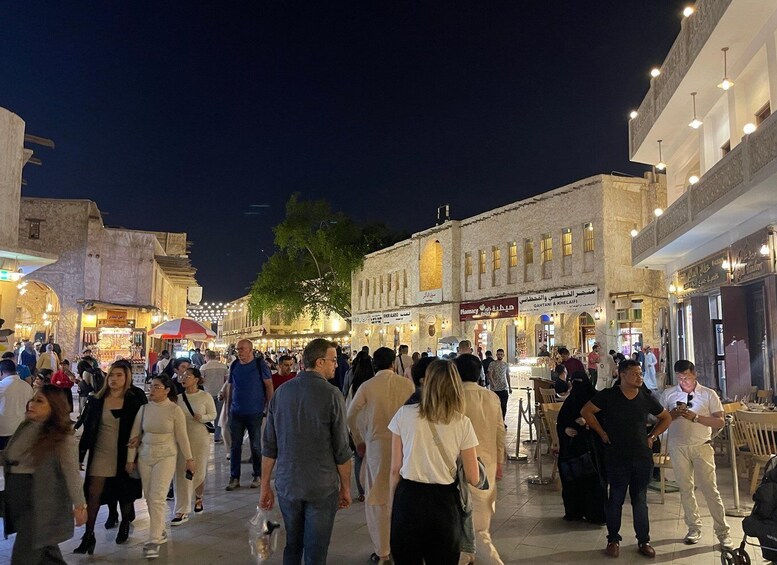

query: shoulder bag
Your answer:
[182,391,216,433]
[427,418,488,554]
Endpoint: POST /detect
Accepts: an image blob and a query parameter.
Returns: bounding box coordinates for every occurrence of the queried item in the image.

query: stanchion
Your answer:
[725,416,752,517]
[527,402,552,485]
[507,396,528,462]
[521,387,536,444]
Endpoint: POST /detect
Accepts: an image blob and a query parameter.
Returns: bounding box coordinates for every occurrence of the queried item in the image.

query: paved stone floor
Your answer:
[0,372,769,563]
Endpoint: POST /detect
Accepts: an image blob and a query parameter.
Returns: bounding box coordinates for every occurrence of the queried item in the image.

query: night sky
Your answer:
[3,1,687,301]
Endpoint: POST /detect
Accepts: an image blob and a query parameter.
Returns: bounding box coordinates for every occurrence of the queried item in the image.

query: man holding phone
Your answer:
[660,360,732,549]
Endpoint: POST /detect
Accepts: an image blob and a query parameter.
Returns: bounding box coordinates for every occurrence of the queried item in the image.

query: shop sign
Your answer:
[188,286,202,305]
[518,286,598,315]
[105,309,128,326]
[370,313,383,324]
[676,251,728,295]
[459,297,518,321]
[730,229,774,285]
[418,289,442,304]
[382,310,412,325]
[352,314,370,324]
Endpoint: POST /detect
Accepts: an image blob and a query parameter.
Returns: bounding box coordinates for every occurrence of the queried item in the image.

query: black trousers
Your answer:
[495,389,509,422]
[390,478,461,565]
[7,474,67,565]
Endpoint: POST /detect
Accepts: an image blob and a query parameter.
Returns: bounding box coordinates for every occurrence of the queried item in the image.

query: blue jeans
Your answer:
[605,457,653,544]
[212,395,224,441]
[278,490,339,565]
[229,412,263,479]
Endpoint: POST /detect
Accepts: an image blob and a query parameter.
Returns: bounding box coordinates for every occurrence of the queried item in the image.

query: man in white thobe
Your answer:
[643,346,658,390]
[455,354,505,565]
[347,347,415,564]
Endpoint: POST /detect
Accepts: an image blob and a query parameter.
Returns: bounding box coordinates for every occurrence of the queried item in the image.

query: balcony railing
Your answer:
[629,0,732,157]
[632,110,777,264]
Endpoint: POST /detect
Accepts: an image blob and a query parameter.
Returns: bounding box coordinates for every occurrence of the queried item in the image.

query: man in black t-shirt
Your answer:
[581,359,671,559]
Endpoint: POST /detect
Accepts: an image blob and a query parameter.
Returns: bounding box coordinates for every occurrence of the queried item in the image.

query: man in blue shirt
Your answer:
[225,339,273,490]
[260,338,352,564]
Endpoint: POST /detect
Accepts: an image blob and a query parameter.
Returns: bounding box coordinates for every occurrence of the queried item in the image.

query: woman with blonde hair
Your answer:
[74,360,147,553]
[172,367,216,523]
[388,359,480,564]
[2,384,87,564]
[126,373,194,560]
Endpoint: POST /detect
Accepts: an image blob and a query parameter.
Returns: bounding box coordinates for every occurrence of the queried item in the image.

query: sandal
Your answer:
[194,496,203,513]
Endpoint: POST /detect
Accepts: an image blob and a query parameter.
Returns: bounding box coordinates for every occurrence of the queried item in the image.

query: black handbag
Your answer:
[182,392,216,433]
[558,451,598,482]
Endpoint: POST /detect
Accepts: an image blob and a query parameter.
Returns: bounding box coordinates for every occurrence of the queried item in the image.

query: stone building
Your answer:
[352,174,668,362]
[220,294,349,352]
[629,0,777,397]
[0,105,196,368]
[15,198,196,367]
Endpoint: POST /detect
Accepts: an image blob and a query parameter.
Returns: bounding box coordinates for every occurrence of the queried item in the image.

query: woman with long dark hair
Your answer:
[557,371,606,523]
[126,373,193,560]
[74,360,147,554]
[2,385,87,564]
[388,360,480,563]
[346,354,374,502]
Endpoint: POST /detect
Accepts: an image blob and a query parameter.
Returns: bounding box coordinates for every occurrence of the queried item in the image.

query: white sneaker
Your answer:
[718,535,734,550]
[684,529,702,544]
[143,543,160,559]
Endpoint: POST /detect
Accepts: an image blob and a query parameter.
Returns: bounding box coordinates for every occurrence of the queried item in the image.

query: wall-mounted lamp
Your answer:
[688,175,699,185]
[669,283,677,293]
[760,244,770,256]
[656,139,666,171]
[410,322,417,331]
[363,329,370,337]
[630,226,639,238]
[717,47,733,91]
[513,318,519,326]
[594,308,602,321]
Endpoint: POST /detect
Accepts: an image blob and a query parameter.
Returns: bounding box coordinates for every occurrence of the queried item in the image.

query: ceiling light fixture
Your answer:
[761,244,770,256]
[654,208,664,217]
[689,175,699,185]
[688,92,702,129]
[717,47,733,90]
[656,139,666,171]
[630,227,639,238]
[629,110,638,119]
[683,6,694,17]
[743,122,757,135]
[650,68,661,78]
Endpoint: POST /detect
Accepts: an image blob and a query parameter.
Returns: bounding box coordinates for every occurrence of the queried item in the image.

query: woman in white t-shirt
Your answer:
[388,359,479,564]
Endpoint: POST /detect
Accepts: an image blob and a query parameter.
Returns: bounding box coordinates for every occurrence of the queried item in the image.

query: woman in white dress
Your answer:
[173,367,217,522]
[125,374,194,560]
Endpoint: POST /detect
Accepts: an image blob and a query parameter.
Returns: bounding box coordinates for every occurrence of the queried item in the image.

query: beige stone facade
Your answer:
[220,295,349,351]
[352,174,668,361]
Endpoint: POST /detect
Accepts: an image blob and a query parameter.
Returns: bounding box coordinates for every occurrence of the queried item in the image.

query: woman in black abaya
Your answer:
[556,371,606,523]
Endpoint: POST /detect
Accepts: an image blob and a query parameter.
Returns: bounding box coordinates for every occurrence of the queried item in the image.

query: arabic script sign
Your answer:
[418,289,443,304]
[459,297,519,322]
[676,251,728,295]
[517,286,598,315]
[352,310,413,325]
[730,229,774,285]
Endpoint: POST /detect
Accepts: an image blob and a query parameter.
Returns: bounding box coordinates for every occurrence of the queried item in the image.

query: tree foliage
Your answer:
[248,194,403,325]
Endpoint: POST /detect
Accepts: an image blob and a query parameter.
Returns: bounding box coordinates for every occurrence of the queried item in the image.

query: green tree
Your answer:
[248,194,402,324]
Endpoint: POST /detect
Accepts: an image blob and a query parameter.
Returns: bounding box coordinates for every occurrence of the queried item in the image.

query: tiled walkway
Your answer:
[0,373,769,563]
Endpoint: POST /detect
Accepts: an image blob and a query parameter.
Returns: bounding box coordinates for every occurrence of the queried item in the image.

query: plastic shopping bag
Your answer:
[248,506,282,562]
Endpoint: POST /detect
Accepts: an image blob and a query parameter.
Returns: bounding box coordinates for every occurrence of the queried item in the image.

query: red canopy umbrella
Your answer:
[148,318,216,340]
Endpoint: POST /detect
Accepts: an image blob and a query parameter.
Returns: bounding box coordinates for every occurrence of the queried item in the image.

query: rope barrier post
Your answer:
[527,402,552,485]
[521,387,536,444]
[508,396,528,462]
[725,416,752,517]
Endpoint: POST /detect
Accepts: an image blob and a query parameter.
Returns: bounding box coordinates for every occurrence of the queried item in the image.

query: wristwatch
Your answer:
[647,433,656,441]
[693,414,700,423]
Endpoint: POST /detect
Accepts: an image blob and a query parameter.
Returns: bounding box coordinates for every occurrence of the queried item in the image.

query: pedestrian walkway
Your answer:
[0,372,765,563]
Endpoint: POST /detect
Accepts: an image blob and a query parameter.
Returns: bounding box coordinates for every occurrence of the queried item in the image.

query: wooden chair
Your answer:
[540,388,561,404]
[757,389,774,405]
[543,403,561,481]
[652,434,672,504]
[736,418,777,494]
[714,402,745,456]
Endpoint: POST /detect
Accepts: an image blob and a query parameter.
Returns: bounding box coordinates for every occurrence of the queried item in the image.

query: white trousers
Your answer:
[470,486,503,565]
[174,426,210,516]
[138,452,177,544]
[669,443,730,536]
[365,503,391,558]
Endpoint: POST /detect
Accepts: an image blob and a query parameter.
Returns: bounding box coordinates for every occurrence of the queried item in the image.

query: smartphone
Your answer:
[676,401,687,409]
[185,469,194,481]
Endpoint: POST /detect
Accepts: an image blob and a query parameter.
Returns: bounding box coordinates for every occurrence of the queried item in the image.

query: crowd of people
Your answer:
[0,334,740,564]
